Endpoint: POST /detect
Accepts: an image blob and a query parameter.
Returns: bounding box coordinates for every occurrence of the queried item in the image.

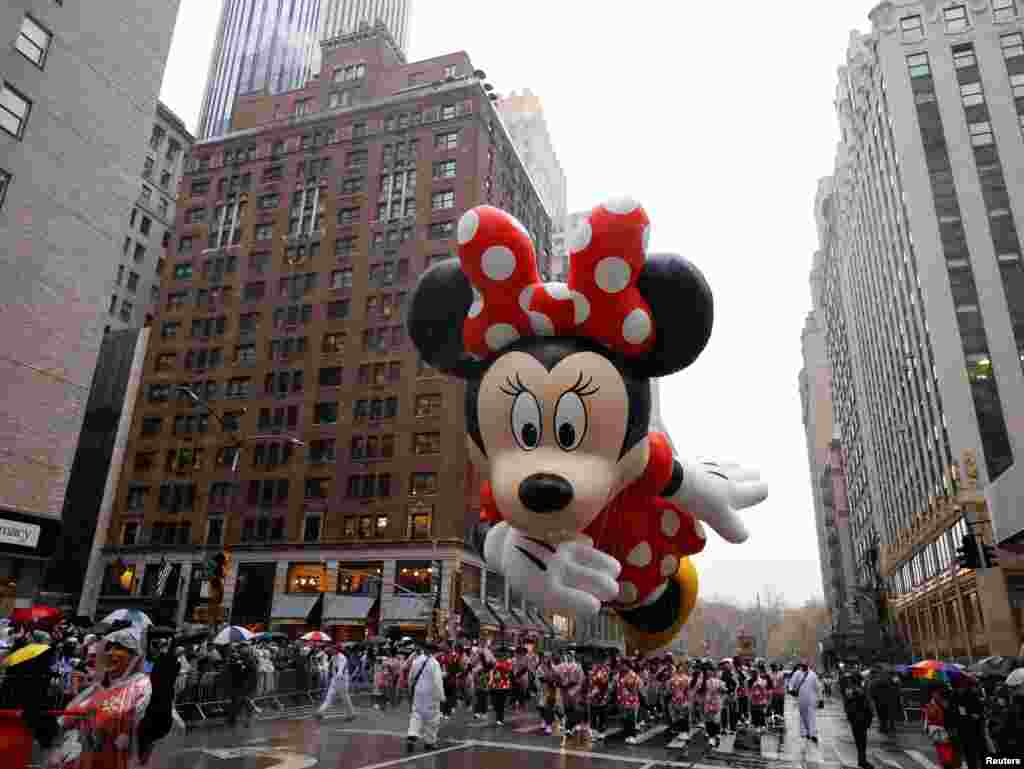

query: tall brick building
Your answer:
[92,23,554,641]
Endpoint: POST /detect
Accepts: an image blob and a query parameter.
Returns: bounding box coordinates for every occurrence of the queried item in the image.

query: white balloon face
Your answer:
[472,350,649,543]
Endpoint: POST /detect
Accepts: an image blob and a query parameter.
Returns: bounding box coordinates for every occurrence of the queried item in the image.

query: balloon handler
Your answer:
[408,198,768,655]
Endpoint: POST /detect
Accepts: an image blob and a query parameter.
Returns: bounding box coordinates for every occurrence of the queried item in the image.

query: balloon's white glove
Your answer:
[672,460,768,543]
[484,523,621,618]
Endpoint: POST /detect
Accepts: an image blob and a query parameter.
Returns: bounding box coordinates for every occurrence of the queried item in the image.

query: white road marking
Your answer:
[869,748,903,769]
[330,728,411,738]
[907,749,942,769]
[630,723,669,744]
[343,742,469,769]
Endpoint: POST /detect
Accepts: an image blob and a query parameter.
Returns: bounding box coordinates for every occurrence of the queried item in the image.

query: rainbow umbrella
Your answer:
[910,659,963,683]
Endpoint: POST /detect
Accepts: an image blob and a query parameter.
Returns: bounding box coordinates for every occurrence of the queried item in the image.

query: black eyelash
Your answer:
[567,371,600,398]
[499,373,529,397]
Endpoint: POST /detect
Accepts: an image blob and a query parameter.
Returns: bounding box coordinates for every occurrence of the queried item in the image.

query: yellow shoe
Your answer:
[615,556,698,656]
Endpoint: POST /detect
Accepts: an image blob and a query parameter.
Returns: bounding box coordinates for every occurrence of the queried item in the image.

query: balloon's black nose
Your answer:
[519,473,573,513]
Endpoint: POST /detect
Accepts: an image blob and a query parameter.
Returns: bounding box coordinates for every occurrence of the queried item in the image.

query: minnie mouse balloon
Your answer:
[408,199,768,654]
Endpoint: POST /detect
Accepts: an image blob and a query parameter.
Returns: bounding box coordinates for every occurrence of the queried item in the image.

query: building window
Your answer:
[413,432,441,455]
[409,472,438,497]
[960,81,984,106]
[0,168,9,210]
[16,15,52,68]
[346,473,391,499]
[346,150,367,169]
[255,224,273,240]
[174,262,193,280]
[433,159,456,180]
[206,517,224,545]
[431,190,455,210]
[134,243,146,263]
[1001,32,1024,58]
[952,43,976,69]
[326,300,349,321]
[441,104,456,121]
[303,514,322,542]
[414,393,443,418]
[407,509,432,540]
[944,4,969,32]
[994,0,1018,21]
[434,131,458,151]
[395,561,432,593]
[304,477,328,499]
[318,366,342,387]
[294,98,313,117]
[900,14,924,40]
[968,121,993,146]
[314,402,338,425]
[444,64,458,78]
[908,52,931,79]
[120,301,133,323]
[308,439,336,464]
[428,221,455,239]
[338,563,382,595]
[140,417,162,437]
[0,82,32,139]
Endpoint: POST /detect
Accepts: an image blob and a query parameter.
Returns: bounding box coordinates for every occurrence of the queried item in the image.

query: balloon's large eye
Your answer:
[511,391,542,451]
[554,392,587,451]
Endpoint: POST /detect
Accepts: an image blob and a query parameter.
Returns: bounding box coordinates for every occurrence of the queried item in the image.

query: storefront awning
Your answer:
[271,593,319,620]
[324,595,376,623]
[510,607,546,634]
[526,607,556,636]
[461,595,499,630]
[486,599,521,630]
[381,596,431,624]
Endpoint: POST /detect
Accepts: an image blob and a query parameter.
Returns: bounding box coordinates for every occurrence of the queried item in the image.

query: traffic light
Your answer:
[981,543,998,569]
[956,534,981,570]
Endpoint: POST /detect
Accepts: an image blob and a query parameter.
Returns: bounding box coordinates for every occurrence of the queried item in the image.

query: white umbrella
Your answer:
[213,626,255,645]
[1005,667,1024,687]
[100,609,153,628]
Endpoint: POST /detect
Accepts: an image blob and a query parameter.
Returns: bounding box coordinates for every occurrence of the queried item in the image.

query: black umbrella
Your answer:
[148,626,176,638]
[967,656,1022,677]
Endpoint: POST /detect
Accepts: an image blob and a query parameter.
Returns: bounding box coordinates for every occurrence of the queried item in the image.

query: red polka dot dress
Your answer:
[582,432,705,608]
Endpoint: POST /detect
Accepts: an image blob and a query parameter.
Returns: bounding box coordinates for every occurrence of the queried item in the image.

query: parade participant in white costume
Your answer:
[787,662,820,742]
[317,646,356,720]
[406,643,445,751]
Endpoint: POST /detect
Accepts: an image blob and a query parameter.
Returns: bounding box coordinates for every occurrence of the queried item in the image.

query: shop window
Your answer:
[288,563,324,593]
[395,561,433,594]
[337,563,382,596]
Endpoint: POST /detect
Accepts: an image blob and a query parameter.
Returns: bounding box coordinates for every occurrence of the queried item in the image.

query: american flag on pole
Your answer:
[155,558,173,597]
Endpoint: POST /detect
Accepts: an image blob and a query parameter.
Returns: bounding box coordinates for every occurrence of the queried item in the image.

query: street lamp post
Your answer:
[176,386,304,629]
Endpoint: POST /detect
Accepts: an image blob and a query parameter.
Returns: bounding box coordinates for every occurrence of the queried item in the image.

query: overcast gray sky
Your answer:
[160,1,877,608]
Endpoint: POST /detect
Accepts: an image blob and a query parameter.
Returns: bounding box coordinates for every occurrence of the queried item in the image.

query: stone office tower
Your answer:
[817,0,1024,657]
[0,0,180,612]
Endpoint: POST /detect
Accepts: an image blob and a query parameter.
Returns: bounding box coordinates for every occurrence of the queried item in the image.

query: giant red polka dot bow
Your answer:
[457,197,654,359]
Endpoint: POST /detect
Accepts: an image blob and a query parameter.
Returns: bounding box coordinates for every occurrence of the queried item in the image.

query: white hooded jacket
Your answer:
[409,652,444,714]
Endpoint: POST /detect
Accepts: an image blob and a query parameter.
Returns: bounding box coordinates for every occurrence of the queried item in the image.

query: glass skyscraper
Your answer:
[197,0,412,140]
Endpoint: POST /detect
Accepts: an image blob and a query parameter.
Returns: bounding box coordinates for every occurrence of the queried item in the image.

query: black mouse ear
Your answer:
[631,252,713,378]
[407,258,485,379]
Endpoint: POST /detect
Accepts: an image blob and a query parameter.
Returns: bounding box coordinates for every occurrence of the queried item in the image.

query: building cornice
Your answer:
[156,100,195,144]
